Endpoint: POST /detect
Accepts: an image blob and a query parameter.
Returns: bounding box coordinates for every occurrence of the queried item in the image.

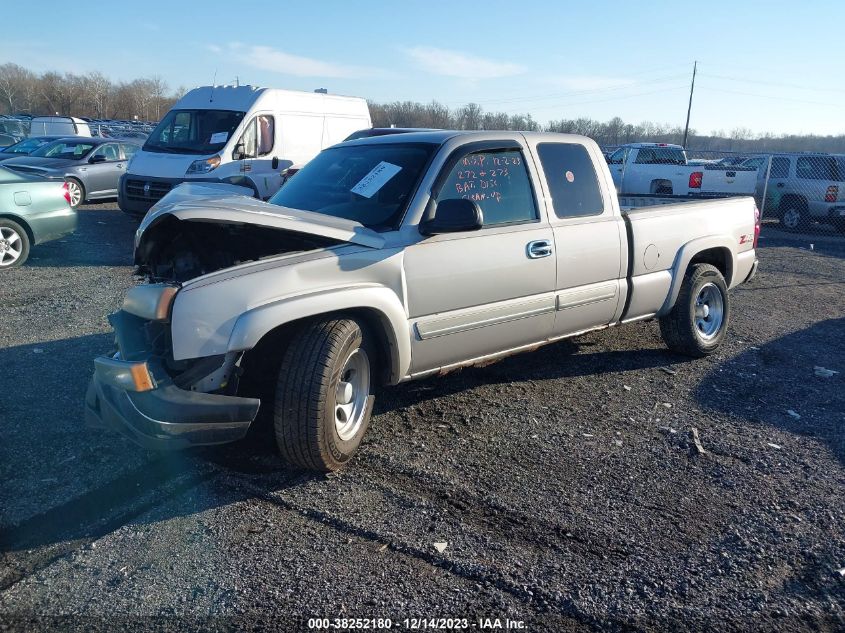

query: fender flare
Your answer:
[658,235,736,316]
[226,285,411,384]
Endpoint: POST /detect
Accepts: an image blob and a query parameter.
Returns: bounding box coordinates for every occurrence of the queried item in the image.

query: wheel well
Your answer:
[650,179,673,195]
[689,247,733,285]
[241,308,396,389]
[0,213,34,244]
[778,194,807,213]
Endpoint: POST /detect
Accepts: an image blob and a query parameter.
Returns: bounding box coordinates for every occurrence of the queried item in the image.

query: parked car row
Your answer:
[1,137,141,208]
[605,143,759,198]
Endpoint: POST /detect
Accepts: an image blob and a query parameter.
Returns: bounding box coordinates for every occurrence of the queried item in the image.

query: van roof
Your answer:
[174,85,368,112]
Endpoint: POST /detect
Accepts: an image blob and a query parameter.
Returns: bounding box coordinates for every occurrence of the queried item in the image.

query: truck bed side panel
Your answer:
[621,196,757,320]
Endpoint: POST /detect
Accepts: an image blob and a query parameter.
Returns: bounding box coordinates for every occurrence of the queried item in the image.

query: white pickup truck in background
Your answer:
[608,143,757,198]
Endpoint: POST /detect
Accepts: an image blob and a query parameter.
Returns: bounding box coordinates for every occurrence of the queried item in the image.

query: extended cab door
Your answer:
[526,139,626,337]
[607,147,628,191]
[403,142,556,375]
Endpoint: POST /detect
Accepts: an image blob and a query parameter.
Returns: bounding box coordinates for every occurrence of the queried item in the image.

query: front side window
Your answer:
[537,143,604,218]
[144,109,245,155]
[269,142,435,230]
[92,143,120,161]
[235,115,275,159]
[770,157,790,179]
[436,149,537,227]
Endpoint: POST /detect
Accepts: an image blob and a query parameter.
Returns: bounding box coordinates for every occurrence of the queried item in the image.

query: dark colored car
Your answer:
[3,137,141,208]
[0,136,64,162]
[343,127,438,141]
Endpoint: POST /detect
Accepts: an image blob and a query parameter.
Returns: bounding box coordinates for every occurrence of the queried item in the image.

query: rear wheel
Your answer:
[780,205,806,231]
[0,219,30,269]
[274,317,375,472]
[66,178,85,209]
[659,263,730,357]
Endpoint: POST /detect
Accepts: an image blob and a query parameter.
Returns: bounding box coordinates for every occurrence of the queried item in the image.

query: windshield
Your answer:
[31,140,96,159]
[268,143,436,230]
[3,138,51,154]
[143,109,245,155]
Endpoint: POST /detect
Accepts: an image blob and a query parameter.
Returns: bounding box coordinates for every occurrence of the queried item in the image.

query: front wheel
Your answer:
[0,218,30,269]
[274,317,375,471]
[659,263,730,357]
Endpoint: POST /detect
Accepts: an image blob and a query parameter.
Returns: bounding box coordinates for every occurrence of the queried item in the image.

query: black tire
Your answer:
[0,218,30,269]
[779,204,806,231]
[274,317,375,472]
[66,178,85,209]
[659,263,730,357]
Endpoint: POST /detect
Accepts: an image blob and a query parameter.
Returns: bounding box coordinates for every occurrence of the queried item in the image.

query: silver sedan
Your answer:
[2,137,141,208]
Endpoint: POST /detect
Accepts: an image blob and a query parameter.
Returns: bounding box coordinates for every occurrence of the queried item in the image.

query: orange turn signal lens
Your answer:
[154,286,178,321]
[129,362,156,392]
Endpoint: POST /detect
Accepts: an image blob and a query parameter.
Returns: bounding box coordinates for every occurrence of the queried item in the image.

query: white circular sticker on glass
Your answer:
[565,170,575,183]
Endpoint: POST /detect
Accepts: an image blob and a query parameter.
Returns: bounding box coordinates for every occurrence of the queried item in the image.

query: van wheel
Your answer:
[659,264,730,357]
[66,178,85,208]
[780,205,806,231]
[0,219,30,269]
[274,317,375,472]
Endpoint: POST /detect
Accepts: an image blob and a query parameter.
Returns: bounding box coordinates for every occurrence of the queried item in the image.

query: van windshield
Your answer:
[268,143,436,230]
[143,109,245,155]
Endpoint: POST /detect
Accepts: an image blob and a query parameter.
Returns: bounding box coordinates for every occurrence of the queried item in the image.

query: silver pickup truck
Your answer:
[85,131,759,471]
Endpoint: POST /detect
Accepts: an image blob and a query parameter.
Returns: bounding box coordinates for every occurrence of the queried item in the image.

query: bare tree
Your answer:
[0,63,34,114]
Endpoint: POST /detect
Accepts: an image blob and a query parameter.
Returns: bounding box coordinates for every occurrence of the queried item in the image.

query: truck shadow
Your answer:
[0,328,681,558]
[693,316,844,467]
[25,205,136,269]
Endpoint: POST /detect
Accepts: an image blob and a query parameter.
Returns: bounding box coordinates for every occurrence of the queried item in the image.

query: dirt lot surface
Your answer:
[1,203,843,632]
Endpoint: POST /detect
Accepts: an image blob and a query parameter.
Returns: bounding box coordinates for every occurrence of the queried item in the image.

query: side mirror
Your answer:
[420,198,483,235]
[232,143,245,161]
[89,154,107,164]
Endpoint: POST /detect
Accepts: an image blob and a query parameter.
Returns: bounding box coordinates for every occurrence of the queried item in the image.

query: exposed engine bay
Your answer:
[134,215,340,283]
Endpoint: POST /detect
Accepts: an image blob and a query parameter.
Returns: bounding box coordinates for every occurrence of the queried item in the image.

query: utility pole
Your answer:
[682,61,697,148]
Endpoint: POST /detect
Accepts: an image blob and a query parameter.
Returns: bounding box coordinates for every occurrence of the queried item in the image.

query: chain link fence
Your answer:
[601,144,845,233]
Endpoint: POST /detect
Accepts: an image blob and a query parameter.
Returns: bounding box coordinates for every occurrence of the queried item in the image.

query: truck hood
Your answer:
[138,182,385,249]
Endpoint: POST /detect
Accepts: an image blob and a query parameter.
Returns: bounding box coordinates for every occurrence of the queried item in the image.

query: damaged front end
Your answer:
[84,282,261,449]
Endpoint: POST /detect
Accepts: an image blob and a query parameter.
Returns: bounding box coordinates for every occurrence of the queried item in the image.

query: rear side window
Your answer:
[537,143,604,218]
[634,147,686,165]
[770,156,790,178]
[796,156,838,181]
[436,149,537,227]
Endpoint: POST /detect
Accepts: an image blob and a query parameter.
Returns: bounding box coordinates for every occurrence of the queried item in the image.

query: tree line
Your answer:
[2,62,844,153]
[0,63,184,122]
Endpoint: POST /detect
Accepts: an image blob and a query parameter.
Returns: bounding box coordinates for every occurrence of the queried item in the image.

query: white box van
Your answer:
[29,116,92,137]
[118,85,371,215]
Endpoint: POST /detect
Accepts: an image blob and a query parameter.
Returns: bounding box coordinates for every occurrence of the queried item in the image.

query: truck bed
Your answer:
[617,195,758,321]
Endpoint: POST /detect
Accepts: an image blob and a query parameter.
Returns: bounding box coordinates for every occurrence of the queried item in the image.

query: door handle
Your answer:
[527,239,553,259]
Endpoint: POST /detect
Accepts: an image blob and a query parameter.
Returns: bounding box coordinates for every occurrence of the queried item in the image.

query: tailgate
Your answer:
[699,166,757,196]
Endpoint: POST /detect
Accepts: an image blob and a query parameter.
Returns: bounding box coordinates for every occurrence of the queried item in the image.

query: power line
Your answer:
[698,70,845,95]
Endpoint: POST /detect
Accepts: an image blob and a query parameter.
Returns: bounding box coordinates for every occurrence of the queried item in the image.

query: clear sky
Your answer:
[3,0,844,136]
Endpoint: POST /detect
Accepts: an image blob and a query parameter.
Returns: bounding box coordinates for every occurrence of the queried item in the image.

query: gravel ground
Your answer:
[0,203,843,632]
